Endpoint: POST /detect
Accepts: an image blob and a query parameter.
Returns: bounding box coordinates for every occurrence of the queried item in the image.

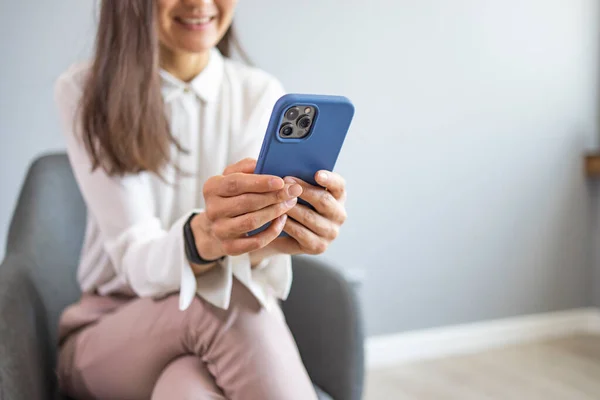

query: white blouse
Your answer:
[54,49,292,312]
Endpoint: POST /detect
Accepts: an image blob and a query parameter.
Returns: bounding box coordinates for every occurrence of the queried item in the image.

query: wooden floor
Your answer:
[365,334,600,400]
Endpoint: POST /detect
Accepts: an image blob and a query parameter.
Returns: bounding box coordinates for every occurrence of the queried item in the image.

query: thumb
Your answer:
[223,158,257,175]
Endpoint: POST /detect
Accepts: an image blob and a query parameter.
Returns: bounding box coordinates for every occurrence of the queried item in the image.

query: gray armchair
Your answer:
[0,153,364,400]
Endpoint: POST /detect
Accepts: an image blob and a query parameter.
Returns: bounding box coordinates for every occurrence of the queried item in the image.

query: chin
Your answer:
[179,43,215,54]
[173,35,221,53]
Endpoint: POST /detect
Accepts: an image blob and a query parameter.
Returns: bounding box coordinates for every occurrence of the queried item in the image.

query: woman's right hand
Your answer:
[191,158,303,261]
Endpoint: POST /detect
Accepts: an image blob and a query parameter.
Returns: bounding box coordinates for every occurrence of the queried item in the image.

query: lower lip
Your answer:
[175,18,215,31]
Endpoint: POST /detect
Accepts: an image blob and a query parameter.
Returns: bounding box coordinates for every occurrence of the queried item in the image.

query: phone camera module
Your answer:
[285,107,300,121]
[280,123,294,136]
[297,115,312,129]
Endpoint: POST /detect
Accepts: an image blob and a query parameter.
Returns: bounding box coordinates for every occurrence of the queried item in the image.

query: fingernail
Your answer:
[284,177,296,184]
[285,198,298,207]
[288,184,302,197]
[318,172,329,182]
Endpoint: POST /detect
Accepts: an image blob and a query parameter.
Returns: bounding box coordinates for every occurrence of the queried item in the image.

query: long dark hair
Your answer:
[81,0,244,176]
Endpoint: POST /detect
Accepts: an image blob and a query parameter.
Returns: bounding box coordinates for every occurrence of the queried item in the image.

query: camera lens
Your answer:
[297,115,311,129]
[280,123,293,136]
[286,107,300,121]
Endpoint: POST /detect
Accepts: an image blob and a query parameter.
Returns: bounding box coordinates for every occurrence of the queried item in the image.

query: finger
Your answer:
[221,215,287,256]
[213,198,298,239]
[339,190,348,205]
[314,171,346,200]
[283,218,328,255]
[284,177,345,221]
[287,203,339,241]
[213,173,284,197]
[223,158,257,175]
[209,183,303,218]
[270,236,302,255]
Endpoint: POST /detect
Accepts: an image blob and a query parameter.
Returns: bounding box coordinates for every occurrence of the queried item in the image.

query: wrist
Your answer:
[190,212,225,261]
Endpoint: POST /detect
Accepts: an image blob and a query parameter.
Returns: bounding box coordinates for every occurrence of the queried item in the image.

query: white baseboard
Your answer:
[366,307,600,370]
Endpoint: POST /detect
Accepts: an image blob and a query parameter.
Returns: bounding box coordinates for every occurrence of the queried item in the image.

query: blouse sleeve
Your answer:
[55,72,198,311]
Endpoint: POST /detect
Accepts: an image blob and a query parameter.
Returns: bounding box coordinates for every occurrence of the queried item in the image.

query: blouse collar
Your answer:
[159,47,224,104]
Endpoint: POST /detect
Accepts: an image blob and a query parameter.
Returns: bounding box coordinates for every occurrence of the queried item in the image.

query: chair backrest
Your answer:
[6,153,85,348]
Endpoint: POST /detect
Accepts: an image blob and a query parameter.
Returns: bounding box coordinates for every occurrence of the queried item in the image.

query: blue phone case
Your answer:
[250,93,355,236]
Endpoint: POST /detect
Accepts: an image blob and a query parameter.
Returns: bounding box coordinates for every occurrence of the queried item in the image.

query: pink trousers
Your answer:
[56,278,318,400]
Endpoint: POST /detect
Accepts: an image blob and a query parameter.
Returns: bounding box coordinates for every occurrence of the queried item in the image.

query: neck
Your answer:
[159,45,210,82]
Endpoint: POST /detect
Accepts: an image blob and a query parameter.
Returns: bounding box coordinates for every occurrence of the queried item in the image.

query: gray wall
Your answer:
[1,0,599,337]
[235,0,600,335]
[0,0,95,257]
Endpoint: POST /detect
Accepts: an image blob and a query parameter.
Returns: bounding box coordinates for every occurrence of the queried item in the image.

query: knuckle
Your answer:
[223,162,233,173]
[276,188,287,202]
[203,180,215,198]
[243,157,257,168]
[241,215,259,232]
[221,240,235,255]
[304,208,316,225]
[285,220,297,236]
[204,207,217,222]
[333,225,340,239]
[211,221,227,239]
[337,209,348,224]
[313,219,325,234]
[225,178,239,195]
[325,224,339,240]
[319,192,333,207]
[313,240,328,254]
[295,225,308,242]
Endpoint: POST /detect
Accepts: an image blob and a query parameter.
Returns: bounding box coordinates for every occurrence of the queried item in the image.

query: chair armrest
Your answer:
[0,255,54,400]
[283,256,365,400]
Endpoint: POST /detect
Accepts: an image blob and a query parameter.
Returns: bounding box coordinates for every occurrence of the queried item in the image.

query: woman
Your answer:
[54,0,348,399]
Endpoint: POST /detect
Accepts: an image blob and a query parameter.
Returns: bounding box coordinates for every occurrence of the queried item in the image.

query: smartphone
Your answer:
[250,93,355,236]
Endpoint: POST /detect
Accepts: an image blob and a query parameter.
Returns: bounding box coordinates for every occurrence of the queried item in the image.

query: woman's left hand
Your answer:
[270,170,347,255]
[221,161,347,263]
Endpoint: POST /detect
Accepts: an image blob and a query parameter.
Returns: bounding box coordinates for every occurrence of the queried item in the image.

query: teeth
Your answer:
[180,17,212,24]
